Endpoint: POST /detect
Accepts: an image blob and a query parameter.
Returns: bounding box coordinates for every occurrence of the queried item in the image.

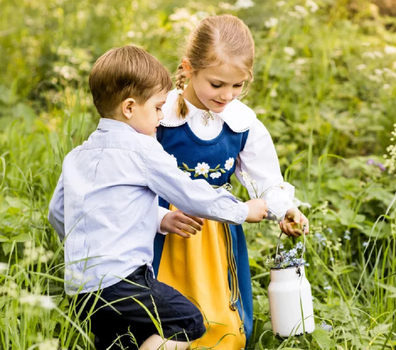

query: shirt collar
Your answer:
[161,89,256,132]
[97,118,137,133]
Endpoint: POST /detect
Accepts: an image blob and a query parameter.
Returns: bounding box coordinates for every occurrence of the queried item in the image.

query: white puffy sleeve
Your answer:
[234,119,295,221]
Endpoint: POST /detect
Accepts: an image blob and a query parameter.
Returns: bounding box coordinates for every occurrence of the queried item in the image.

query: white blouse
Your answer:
[157,89,295,230]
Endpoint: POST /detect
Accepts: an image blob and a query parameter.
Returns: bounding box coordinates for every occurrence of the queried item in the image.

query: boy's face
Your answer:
[127,90,168,137]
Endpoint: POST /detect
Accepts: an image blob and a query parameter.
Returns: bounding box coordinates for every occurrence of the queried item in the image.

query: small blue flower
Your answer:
[320,321,333,332]
[296,242,303,250]
[363,242,369,247]
[288,248,297,257]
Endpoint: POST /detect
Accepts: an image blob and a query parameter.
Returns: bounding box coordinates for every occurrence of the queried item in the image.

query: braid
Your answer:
[175,62,189,119]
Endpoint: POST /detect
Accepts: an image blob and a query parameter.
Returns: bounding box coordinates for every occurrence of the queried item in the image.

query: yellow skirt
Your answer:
[157,205,246,349]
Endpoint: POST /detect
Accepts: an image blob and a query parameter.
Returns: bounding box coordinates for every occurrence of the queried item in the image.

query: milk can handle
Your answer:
[276,225,307,275]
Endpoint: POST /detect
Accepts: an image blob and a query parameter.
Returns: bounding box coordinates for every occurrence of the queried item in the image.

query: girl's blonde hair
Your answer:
[176,14,255,118]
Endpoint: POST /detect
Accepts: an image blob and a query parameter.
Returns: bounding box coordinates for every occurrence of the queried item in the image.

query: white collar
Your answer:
[161,89,256,133]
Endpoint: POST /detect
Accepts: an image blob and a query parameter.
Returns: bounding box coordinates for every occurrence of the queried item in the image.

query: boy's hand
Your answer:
[160,210,204,238]
[279,208,309,237]
[245,198,269,223]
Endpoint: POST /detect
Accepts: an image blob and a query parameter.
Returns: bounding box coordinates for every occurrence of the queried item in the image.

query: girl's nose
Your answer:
[220,88,233,102]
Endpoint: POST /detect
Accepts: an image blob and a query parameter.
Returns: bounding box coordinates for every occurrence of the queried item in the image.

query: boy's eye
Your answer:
[210,83,221,88]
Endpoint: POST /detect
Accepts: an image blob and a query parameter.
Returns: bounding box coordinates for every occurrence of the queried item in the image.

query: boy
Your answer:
[48,45,268,350]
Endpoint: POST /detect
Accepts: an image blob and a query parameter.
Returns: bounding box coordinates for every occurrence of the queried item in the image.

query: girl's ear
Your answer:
[122,98,136,120]
[182,58,193,78]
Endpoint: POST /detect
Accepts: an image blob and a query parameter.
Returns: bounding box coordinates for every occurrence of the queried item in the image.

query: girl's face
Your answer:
[184,62,249,113]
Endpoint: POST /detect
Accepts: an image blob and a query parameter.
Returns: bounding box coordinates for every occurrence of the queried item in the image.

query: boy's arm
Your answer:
[145,141,266,225]
[48,174,66,240]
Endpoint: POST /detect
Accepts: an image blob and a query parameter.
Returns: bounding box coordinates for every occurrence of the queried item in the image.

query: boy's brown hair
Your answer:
[89,45,172,118]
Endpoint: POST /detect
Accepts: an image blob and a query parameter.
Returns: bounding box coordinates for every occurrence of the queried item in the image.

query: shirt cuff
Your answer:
[157,207,171,235]
[263,182,295,222]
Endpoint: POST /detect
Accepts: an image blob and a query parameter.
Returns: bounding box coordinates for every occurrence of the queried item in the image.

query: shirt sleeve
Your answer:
[234,119,295,221]
[157,206,171,235]
[144,141,249,225]
[48,173,66,240]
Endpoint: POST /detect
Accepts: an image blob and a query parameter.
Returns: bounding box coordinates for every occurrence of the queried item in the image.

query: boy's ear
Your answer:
[122,98,136,120]
[182,58,192,78]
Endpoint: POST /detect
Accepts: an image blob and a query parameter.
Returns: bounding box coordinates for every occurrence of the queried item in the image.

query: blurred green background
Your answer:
[0,0,396,349]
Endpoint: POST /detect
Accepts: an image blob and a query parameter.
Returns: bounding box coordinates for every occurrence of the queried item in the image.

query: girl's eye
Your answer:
[234,84,243,88]
[156,107,162,112]
[211,83,221,88]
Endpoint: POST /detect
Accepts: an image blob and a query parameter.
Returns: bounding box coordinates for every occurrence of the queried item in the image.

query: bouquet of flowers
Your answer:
[264,241,306,270]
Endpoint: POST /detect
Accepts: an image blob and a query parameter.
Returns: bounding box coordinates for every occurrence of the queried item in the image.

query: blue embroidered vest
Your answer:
[156,122,249,186]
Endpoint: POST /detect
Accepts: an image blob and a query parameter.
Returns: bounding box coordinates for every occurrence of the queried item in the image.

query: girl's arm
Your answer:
[234,119,295,221]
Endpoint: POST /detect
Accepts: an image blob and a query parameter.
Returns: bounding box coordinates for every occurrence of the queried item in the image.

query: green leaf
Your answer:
[182,163,189,170]
[312,328,335,350]
[0,235,9,242]
[6,207,20,215]
[11,233,31,242]
[220,169,226,174]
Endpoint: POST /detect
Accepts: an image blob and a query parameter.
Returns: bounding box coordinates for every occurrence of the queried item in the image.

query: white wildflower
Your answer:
[294,5,309,17]
[393,62,396,70]
[276,1,286,6]
[20,294,56,310]
[368,75,381,82]
[375,69,383,76]
[195,162,210,175]
[269,89,278,98]
[38,338,59,350]
[383,84,391,90]
[363,52,375,59]
[385,45,396,55]
[210,172,221,179]
[306,0,319,12]
[0,263,8,273]
[218,2,233,10]
[169,8,191,21]
[363,241,369,247]
[265,17,278,28]
[374,51,384,58]
[295,58,306,65]
[284,47,296,56]
[224,158,235,171]
[356,64,366,70]
[234,0,255,9]
[323,285,332,290]
[289,11,301,19]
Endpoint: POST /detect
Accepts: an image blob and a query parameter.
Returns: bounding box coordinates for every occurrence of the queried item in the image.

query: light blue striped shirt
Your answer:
[48,118,248,294]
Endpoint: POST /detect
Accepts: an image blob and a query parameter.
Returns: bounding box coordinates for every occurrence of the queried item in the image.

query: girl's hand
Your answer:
[160,210,204,238]
[279,208,309,237]
[245,198,269,223]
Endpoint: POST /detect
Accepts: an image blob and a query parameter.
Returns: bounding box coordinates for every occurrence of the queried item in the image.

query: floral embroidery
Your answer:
[210,172,222,179]
[195,162,210,176]
[224,157,235,171]
[179,160,230,179]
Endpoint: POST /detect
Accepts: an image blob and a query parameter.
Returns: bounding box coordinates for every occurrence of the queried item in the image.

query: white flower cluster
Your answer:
[19,292,56,310]
[384,124,396,174]
[23,241,54,265]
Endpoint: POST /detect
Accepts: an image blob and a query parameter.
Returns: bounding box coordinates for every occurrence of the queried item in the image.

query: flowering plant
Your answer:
[264,241,305,269]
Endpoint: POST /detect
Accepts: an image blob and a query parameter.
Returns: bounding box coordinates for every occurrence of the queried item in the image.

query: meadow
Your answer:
[0,0,395,349]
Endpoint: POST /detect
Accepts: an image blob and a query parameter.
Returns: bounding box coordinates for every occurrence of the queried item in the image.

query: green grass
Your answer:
[1,0,396,348]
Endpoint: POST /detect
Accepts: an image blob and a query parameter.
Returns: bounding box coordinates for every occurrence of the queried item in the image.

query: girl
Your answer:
[154,14,309,349]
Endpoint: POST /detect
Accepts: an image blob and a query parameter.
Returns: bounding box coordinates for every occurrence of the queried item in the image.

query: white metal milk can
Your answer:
[268,231,315,337]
